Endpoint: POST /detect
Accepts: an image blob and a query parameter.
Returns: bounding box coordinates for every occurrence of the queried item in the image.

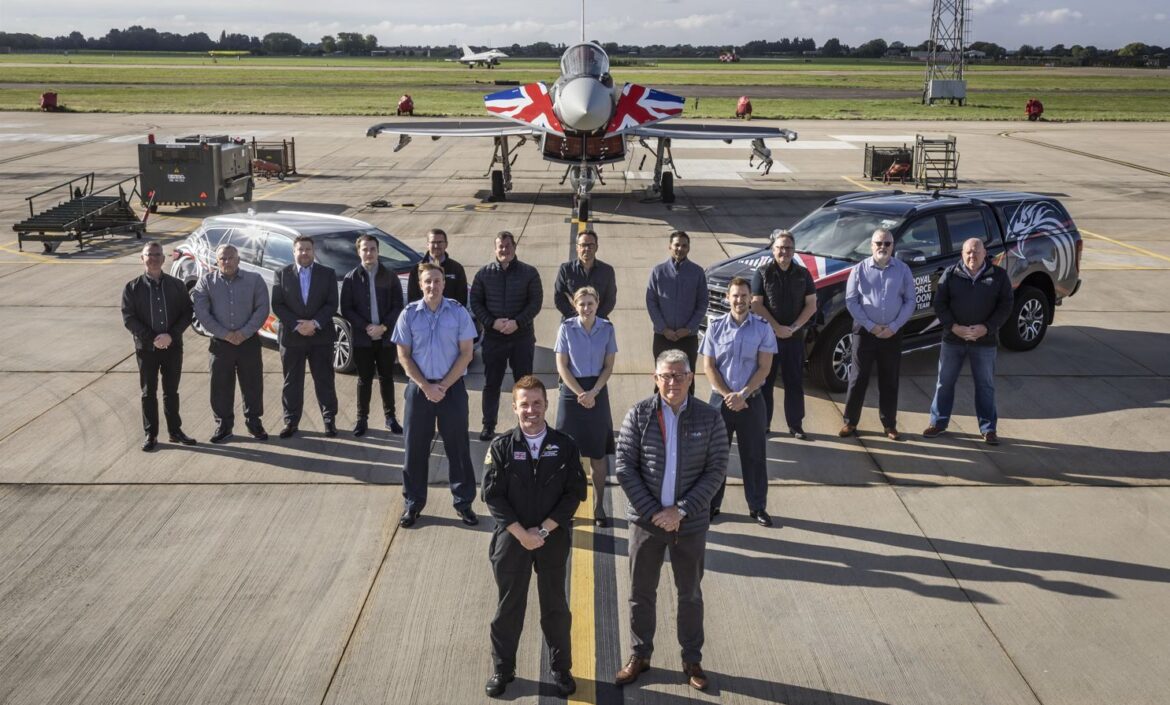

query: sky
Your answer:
[1,0,1166,50]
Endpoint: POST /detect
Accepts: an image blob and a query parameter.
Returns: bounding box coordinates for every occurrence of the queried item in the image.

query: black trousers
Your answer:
[136,345,183,437]
[489,528,572,673]
[481,333,535,429]
[280,343,338,426]
[651,333,699,396]
[629,524,706,663]
[843,329,903,429]
[209,336,264,430]
[710,392,769,513]
[764,335,806,431]
[353,339,397,420]
[402,378,476,512]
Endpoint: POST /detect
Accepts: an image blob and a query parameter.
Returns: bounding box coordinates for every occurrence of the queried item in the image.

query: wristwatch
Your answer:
[676,505,688,519]
[537,526,550,539]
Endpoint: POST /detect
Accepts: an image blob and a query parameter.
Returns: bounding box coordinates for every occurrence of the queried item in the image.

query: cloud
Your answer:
[1018,8,1084,25]
[643,14,731,31]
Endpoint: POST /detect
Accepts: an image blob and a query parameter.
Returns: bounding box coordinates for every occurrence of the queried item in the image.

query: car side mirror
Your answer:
[896,249,926,263]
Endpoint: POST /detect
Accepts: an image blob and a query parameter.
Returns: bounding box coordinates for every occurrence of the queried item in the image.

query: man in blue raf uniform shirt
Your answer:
[700,277,777,526]
[481,375,586,698]
[392,263,480,528]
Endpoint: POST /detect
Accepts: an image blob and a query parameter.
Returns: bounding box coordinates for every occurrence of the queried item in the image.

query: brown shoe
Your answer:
[683,662,709,691]
[884,427,901,441]
[615,655,651,686]
[838,424,856,438]
[983,431,1000,446]
[922,425,945,438]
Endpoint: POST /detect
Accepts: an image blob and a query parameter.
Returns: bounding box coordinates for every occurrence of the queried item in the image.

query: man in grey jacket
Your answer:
[614,349,728,692]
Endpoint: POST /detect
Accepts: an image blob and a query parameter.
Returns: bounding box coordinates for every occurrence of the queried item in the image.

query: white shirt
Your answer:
[659,398,687,507]
[522,427,547,474]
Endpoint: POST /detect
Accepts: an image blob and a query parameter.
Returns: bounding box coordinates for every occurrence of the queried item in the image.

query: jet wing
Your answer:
[605,84,685,136]
[366,121,536,138]
[627,122,798,142]
[484,83,565,136]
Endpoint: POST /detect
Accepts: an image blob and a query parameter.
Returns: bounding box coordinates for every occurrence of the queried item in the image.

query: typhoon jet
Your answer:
[452,45,509,68]
[368,42,797,220]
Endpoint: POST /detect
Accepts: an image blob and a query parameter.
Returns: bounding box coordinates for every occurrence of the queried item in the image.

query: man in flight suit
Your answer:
[481,375,587,698]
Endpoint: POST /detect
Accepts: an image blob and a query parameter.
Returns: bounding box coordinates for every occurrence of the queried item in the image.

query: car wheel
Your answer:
[1001,285,1050,351]
[182,280,212,338]
[812,316,852,393]
[333,317,356,373]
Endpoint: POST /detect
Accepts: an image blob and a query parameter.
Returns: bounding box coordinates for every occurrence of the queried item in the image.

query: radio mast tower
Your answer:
[922,0,970,105]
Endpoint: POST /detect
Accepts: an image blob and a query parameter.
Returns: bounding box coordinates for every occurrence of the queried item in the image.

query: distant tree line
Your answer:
[0,26,1165,66]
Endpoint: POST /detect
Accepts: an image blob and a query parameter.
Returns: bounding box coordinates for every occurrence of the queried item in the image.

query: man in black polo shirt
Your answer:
[554,229,617,320]
[750,230,817,439]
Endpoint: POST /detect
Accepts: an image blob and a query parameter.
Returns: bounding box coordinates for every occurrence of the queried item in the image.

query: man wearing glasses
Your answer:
[554,229,617,321]
[840,228,916,440]
[614,350,728,691]
[750,230,817,439]
[407,228,469,309]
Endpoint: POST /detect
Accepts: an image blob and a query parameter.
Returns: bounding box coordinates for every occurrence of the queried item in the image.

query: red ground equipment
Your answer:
[1026,98,1044,121]
[735,95,753,119]
[396,94,414,116]
[40,92,62,112]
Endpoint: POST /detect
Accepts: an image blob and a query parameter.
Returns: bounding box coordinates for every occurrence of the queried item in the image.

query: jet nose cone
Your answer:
[556,77,612,132]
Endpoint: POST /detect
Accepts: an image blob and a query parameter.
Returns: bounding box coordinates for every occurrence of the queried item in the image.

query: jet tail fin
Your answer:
[462,45,475,58]
[604,83,684,136]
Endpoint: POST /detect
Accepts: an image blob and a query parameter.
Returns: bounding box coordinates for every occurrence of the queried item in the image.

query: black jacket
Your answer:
[482,426,586,532]
[406,254,469,308]
[121,273,193,351]
[616,395,728,536]
[469,258,543,339]
[751,259,815,327]
[340,263,404,347]
[935,262,1013,346]
[554,258,617,320]
[271,262,338,347]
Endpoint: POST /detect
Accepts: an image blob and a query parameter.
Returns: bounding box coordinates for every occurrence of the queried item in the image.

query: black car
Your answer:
[703,189,1084,392]
[170,210,422,373]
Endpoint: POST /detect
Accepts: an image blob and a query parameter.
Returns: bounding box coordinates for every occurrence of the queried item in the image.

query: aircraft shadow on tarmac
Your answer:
[581,513,1170,602]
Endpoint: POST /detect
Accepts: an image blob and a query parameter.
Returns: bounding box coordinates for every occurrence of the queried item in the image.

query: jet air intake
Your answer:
[556,78,612,132]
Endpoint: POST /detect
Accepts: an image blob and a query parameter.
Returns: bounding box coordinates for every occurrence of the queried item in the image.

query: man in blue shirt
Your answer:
[841,228,916,440]
[392,262,480,528]
[645,231,708,395]
[700,277,778,526]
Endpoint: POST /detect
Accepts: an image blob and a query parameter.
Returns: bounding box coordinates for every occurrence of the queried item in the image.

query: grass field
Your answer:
[2,53,1167,121]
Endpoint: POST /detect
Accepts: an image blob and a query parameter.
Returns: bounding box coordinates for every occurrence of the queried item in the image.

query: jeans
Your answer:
[929,342,998,434]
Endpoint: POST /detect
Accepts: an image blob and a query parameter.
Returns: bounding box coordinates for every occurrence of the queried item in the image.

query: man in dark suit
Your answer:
[340,234,405,436]
[121,241,195,451]
[271,235,339,438]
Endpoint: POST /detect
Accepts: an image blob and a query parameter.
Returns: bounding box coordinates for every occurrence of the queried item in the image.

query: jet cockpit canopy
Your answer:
[560,42,610,79]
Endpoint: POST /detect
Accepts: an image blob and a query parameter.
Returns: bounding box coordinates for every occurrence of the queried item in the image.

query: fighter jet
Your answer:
[452,45,509,68]
[368,41,797,220]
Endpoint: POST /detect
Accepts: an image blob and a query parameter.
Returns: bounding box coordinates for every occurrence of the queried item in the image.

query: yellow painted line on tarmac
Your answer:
[568,485,596,705]
[1080,229,1170,266]
[255,174,312,201]
[841,175,876,192]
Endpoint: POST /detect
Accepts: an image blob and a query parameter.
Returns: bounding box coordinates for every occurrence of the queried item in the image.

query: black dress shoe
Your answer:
[353,419,368,437]
[457,507,479,526]
[790,427,808,441]
[552,670,577,696]
[750,510,774,527]
[484,671,514,697]
[210,428,233,444]
[168,430,197,445]
[478,426,495,441]
[141,435,157,452]
[709,507,721,521]
[399,509,420,528]
[386,417,403,434]
[278,424,298,439]
[594,514,609,528]
[246,422,268,440]
[324,421,337,437]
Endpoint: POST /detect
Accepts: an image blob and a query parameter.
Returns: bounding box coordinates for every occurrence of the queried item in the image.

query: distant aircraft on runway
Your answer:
[368,42,797,220]
[451,45,509,68]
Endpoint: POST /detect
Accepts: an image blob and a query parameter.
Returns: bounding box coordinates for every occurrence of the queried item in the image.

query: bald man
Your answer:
[923,238,1013,445]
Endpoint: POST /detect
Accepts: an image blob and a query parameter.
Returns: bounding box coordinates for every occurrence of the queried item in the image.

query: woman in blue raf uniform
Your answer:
[481,376,587,698]
[553,286,618,527]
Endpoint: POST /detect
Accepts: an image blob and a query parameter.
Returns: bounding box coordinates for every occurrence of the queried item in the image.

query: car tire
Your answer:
[1000,285,1050,351]
[333,317,356,374]
[811,316,853,394]
[181,278,212,338]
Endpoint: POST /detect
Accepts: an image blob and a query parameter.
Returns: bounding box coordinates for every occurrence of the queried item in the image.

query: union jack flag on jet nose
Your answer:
[484,83,565,136]
[604,84,685,135]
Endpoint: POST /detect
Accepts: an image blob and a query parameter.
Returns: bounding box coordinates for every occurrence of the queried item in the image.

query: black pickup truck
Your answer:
[703,189,1084,392]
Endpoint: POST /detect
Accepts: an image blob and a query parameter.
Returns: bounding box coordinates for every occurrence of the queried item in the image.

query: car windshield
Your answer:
[789,206,904,262]
[311,228,419,278]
